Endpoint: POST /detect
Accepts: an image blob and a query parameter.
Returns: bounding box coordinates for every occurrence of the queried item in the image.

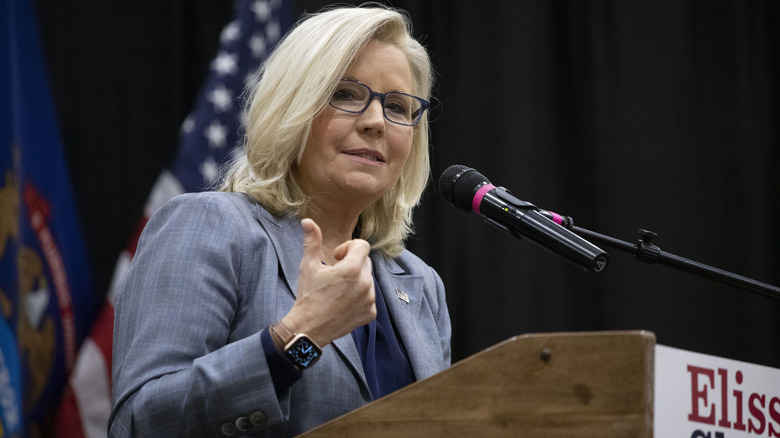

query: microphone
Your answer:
[438,164,608,273]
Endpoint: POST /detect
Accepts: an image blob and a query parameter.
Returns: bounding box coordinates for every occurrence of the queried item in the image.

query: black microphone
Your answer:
[438,164,608,273]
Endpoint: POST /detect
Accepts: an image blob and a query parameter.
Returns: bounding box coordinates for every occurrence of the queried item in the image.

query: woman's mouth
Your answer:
[344,150,385,162]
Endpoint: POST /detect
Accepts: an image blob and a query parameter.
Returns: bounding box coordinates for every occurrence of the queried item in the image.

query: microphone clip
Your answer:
[494,187,575,230]
[635,229,662,264]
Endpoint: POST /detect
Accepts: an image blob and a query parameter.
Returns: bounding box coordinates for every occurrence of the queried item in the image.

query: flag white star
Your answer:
[212,51,239,76]
[207,84,233,112]
[251,0,271,21]
[220,21,241,43]
[180,115,195,134]
[266,20,281,41]
[200,155,219,184]
[204,120,228,149]
[249,34,267,58]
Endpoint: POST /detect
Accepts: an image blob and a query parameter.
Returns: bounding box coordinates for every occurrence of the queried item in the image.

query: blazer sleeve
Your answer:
[109,194,286,437]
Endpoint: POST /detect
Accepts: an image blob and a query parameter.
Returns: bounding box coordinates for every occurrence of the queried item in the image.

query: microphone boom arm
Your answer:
[560,220,780,300]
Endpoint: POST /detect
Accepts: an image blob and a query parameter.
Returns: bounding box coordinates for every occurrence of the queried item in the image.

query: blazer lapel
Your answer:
[372,254,442,381]
[248,201,368,390]
[248,205,302,297]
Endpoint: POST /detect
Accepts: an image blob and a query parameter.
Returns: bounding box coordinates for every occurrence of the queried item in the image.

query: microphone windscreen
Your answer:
[438,165,491,211]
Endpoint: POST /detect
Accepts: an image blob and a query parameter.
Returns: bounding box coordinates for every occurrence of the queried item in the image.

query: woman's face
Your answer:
[298,40,414,210]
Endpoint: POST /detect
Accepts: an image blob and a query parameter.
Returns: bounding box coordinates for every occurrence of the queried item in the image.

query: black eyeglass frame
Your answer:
[328,78,430,127]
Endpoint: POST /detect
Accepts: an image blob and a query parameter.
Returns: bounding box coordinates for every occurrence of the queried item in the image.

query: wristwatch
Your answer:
[273,321,322,370]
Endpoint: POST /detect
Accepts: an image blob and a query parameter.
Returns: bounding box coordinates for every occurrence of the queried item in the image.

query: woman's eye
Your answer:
[333,88,361,102]
[385,99,409,115]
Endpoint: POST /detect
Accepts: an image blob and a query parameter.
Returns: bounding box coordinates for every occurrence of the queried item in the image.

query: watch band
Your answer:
[273,320,296,345]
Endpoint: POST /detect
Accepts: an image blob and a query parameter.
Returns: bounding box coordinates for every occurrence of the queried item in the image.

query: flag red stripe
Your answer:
[126,217,149,258]
[90,302,115,381]
[56,385,87,437]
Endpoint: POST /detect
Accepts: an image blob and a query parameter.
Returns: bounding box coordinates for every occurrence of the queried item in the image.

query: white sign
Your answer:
[655,345,780,438]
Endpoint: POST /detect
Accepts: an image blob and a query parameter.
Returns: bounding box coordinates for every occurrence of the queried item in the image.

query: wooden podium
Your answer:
[299,331,655,437]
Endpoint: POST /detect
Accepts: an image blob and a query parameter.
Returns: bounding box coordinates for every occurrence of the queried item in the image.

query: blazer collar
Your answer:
[247,201,302,294]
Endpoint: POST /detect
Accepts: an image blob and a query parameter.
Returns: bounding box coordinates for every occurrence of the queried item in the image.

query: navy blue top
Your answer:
[262,277,415,399]
[351,278,415,399]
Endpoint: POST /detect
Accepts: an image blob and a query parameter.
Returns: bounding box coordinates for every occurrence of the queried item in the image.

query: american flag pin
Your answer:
[395,288,409,304]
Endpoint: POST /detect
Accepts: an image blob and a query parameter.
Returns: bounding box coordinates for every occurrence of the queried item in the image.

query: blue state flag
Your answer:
[1,0,101,435]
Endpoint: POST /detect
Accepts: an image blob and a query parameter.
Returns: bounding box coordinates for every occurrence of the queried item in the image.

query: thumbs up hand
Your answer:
[280,219,376,348]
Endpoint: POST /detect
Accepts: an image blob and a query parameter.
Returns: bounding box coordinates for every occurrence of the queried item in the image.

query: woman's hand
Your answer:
[280,218,376,347]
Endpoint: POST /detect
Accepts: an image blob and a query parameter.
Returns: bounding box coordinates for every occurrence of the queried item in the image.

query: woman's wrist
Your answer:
[270,318,324,371]
[279,313,331,348]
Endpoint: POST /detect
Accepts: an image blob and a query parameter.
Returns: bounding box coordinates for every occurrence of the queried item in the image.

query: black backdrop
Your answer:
[34,0,780,367]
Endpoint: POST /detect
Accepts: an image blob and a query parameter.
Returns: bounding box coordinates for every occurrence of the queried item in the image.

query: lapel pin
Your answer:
[395,288,409,304]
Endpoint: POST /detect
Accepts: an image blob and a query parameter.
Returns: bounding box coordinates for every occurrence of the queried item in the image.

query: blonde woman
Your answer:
[110,5,450,437]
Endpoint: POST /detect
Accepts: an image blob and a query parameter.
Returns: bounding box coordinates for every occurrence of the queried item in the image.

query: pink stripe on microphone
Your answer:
[472,184,495,215]
[550,212,564,225]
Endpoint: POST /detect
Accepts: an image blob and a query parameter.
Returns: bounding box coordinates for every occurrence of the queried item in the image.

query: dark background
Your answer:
[34,1,780,367]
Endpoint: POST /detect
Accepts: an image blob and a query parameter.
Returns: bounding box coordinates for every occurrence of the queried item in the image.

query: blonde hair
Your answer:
[220,5,433,258]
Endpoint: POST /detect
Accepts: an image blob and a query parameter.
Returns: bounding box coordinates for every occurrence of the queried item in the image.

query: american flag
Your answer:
[55,1,292,436]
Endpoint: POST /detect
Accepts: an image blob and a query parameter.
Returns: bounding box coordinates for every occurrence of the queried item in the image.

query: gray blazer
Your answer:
[109,192,451,437]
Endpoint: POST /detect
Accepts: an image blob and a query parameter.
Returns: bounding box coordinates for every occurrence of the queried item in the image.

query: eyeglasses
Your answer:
[329,78,429,127]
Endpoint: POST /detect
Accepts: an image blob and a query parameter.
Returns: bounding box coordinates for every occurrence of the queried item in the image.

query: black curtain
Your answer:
[36,0,780,367]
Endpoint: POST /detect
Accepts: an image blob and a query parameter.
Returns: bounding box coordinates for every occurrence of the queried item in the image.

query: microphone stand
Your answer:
[564,223,780,300]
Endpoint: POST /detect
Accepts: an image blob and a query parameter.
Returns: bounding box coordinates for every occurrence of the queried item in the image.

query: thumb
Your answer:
[300,218,323,264]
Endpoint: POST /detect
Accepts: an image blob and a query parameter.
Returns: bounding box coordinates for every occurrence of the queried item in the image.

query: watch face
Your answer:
[286,335,321,369]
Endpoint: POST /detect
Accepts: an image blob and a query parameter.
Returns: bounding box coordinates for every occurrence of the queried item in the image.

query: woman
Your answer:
[109,5,451,438]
